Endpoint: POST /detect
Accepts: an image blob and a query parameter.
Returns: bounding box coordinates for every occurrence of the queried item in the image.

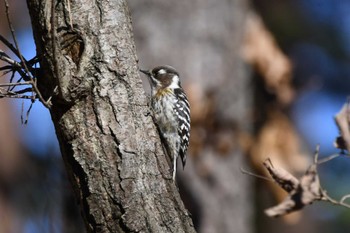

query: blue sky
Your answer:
[9,30,59,157]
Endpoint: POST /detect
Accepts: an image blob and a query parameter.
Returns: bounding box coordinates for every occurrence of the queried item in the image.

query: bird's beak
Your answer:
[140,69,151,76]
[140,69,157,86]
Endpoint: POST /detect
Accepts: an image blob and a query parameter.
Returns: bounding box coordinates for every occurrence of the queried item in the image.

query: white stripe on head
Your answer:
[157,69,166,75]
[168,75,180,89]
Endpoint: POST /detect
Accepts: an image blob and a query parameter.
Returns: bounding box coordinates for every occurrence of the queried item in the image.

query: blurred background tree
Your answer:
[131,0,254,232]
[0,0,349,233]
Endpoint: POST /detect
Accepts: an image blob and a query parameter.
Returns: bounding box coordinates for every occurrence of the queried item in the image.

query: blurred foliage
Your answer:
[252,0,345,59]
[252,1,350,233]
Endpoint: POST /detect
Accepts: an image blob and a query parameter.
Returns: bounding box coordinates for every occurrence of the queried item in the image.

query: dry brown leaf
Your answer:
[299,164,323,204]
[242,11,294,105]
[264,195,299,217]
[250,111,308,223]
[251,111,309,174]
[264,160,323,218]
[263,158,299,193]
[334,101,350,152]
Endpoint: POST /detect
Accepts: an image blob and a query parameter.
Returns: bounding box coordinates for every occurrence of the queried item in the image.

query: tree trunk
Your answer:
[26,0,195,232]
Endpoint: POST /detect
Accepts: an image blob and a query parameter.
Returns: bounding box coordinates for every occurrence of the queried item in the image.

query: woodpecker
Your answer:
[140,65,190,181]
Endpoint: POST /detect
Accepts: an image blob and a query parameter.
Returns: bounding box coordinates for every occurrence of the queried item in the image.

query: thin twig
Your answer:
[0,87,34,97]
[317,153,342,164]
[314,144,320,164]
[240,167,273,182]
[0,93,34,99]
[4,0,31,79]
[323,192,350,209]
[0,49,22,67]
[15,88,34,94]
[308,146,350,210]
[0,69,12,77]
[3,0,51,108]
[340,194,350,204]
[0,34,23,60]
[46,85,58,104]
[0,55,30,81]
[0,65,13,71]
[7,70,15,91]
[0,81,32,87]
[20,100,24,124]
[24,101,33,124]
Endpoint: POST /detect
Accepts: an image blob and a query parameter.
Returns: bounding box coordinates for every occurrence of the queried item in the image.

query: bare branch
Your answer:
[340,194,350,206]
[317,153,343,164]
[0,81,32,87]
[240,167,273,182]
[21,101,33,125]
[1,0,53,108]
[244,145,350,218]
[4,0,31,77]
[0,52,20,66]
[0,93,34,99]
[0,35,23,60]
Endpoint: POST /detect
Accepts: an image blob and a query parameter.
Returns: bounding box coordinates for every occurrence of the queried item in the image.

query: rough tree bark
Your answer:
[26,0,195,232]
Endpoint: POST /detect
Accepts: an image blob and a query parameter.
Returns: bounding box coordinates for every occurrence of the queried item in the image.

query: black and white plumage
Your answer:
[140,65,190,180]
